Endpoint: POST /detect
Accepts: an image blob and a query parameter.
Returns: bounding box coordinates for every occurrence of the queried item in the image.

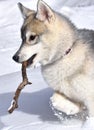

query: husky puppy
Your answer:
[13,0,94,117]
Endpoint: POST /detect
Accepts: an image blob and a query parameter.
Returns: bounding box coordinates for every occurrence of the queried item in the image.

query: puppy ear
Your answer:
[18,3,35,19]
[36,0,55,22]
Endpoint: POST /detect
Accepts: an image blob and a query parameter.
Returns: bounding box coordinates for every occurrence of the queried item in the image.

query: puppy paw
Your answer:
[50,93,80,115]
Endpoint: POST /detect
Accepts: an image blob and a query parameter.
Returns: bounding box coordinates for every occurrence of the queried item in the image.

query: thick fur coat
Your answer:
[13,0,94,117]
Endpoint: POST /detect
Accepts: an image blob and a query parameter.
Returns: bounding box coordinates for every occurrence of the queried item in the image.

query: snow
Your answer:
[58,0,94,7]
[0,0,94,130]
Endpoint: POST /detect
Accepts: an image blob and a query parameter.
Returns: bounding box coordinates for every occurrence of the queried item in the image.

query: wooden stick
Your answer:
[8,61,32,113]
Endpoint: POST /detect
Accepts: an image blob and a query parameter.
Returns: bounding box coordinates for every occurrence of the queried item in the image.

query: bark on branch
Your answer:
[8,61,32,113]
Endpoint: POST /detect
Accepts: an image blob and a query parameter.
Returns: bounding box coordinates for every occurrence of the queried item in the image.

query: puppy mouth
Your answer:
[26,54,37,67]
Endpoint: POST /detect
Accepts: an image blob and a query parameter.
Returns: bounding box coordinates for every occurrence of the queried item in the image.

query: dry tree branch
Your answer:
[8,61,32,113]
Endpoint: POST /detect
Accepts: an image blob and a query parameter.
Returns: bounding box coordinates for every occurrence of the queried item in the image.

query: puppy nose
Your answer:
[12,55,19,62]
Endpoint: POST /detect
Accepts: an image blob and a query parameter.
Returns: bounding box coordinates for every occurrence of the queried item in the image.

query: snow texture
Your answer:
[0,0,94,130]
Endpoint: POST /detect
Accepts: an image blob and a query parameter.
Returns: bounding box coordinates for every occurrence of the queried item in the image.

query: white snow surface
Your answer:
[1,0,94,130]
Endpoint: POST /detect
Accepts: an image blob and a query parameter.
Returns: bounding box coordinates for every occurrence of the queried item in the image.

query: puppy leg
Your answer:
[51,92,81,115]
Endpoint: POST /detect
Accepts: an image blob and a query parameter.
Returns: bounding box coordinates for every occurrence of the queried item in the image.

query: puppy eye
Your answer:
[29,35,36,41]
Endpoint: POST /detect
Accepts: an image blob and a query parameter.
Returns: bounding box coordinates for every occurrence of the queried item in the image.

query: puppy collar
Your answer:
[64,48,72,56]
[65,48,71,55]
[64,41,76,56]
